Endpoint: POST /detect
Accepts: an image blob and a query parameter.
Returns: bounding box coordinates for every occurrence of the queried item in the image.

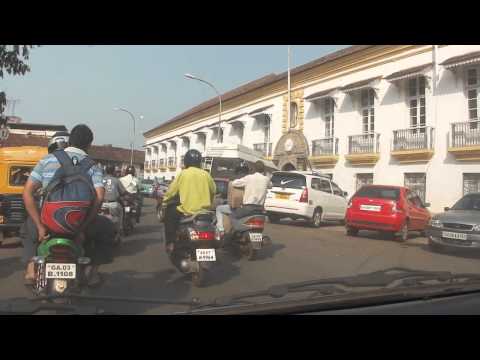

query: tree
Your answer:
[0,45,35,115]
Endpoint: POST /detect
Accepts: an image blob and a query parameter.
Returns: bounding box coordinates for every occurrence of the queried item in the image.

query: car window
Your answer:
[313,178,332,194]
[355,186,400,200]
[331,182,343,196]
[271,172,306,189]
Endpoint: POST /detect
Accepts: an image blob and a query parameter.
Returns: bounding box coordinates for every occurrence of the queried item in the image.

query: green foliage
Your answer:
[0,45,36,114]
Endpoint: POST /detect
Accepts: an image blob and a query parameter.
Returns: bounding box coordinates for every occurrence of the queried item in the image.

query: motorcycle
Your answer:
[222,205,271,261]
[99,202,122,246]
[31,237,91,302]
[168,210,220,287]
[122,196,138,236]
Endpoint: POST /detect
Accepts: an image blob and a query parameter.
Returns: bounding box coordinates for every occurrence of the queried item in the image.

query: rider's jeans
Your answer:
[215,204,232,232]
[102,201,123,234]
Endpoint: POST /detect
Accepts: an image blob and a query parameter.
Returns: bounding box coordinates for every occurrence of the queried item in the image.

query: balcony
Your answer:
[151,160,157,170]
[345,133,380,166]
[308,137,339,168]
[144,161,150,171]
[391,127,434,163]
[168,157,177,170]
[448,120,480,161]
[159,159,167,172]
[253,143,273,159]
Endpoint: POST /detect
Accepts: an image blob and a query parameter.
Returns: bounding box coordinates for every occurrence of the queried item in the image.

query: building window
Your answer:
[356,173,373,190]
[404,172,426,203]
[324,98,334,137]
[408,76,426,130]
[466,68,479,126]
[264,116,271,144]
[290,102,298,128]
[463,173,480,195]
[361,88,375,134]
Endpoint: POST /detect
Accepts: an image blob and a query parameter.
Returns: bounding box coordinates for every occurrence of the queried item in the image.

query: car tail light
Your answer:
[189,230,215,241]
[245,217,265,228]
[299,188,308,203]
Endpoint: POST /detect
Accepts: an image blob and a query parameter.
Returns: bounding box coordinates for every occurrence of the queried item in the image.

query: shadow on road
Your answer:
[0,256,24,279]
[129,224,163,236]
[257,243,286,260]
[87,268,191,314]
[116,237,162,257]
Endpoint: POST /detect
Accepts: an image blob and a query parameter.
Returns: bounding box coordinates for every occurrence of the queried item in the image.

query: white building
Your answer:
[143,45,480,213]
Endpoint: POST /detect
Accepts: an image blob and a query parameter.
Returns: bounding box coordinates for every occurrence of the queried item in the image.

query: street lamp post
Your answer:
[184,73,222,144]
[114,107,143,166]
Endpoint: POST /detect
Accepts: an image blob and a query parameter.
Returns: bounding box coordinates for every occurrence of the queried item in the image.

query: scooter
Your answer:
[31,237,91,303]
[168,209,220,287]
[222,205,272,261]
[99,202,122,246]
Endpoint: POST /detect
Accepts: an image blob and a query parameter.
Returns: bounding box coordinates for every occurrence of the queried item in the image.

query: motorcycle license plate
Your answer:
[45,263,76,279]
[124,206,131,213]
[249,233,263,242]
[196,249,216,262]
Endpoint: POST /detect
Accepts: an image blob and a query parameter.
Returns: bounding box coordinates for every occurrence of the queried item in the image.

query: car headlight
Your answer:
[430,219,443,228]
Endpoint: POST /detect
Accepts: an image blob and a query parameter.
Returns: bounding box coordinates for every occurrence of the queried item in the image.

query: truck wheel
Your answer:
[310,209,322,228]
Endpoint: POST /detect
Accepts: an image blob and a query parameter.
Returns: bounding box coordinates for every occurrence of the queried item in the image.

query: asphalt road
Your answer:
[1,198,480,314]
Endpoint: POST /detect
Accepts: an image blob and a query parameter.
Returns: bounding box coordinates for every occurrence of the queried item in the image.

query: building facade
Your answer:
[143,45,480,213]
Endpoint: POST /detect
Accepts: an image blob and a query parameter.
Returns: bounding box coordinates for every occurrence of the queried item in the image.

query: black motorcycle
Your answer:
[165,205,220,287]
[122,195,138,236]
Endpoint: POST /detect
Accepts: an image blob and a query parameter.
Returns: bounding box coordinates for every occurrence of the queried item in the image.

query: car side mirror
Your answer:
[444,207,450,211]
[343,191,348,197]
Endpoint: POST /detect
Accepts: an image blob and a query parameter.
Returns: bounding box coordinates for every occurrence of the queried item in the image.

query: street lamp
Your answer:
[184,73,222,144]
[113,107,143,166]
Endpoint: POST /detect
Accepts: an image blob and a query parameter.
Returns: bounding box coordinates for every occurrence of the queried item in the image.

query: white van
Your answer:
[264,171,348,227]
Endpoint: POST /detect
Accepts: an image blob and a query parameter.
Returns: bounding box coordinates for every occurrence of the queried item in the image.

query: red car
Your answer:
[345,185,431,241]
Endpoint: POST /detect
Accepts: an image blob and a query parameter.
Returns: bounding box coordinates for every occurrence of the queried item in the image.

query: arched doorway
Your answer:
[282,163,296,171]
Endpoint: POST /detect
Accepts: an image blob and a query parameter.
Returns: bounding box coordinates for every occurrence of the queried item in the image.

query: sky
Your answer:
[1,45,348,150]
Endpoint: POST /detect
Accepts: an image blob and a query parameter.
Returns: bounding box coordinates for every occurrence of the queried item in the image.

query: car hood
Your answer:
[434,210,480,224]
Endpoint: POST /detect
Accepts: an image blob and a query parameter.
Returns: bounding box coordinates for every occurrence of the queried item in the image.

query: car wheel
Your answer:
[346,226,359,236]
[398,222,409,242]
[311,209,322,228]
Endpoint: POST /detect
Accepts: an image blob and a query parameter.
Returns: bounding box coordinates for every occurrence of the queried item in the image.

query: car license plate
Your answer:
[196,249,216,262]
[442,231,468,241]
[124,206,130,213]
[45,263,76,279]
[276,193,290,200]
[249,233,263,242]
[360,205,381,212]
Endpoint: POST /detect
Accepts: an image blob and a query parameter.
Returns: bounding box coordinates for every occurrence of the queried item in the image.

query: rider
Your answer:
[215,160,250,239]
[120,165,142,223]
[102,164,129,241]
[162,149,216,253]
[22,124,115,286]
[231,160,272,218]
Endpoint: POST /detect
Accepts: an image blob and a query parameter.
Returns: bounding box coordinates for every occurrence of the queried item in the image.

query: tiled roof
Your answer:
[144,45,375,136]
[440,51,480,68]
[0,134,145,164]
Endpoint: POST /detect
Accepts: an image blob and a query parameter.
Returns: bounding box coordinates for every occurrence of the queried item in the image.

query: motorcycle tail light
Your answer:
[189,230,215,241]
[245,217,265,228]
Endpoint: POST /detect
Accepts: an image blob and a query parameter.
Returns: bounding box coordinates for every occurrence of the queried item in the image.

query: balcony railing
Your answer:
[144,161,150,169]
[159,159,166,168]
[311,137,338,156]
[253,143,273,157]
[168,157,177,168]
[151,160,157,169]
[450,120,480,148]
[348,133,380,154]
[392,127,434,151]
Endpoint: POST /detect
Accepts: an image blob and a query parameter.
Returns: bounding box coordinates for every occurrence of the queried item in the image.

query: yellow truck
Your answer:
[0,146,47,244]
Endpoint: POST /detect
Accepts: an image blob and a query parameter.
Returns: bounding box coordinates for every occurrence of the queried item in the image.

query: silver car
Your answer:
[426,193,480,251]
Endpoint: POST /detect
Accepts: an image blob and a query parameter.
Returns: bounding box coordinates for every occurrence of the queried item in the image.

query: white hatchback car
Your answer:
[264,171,348,227]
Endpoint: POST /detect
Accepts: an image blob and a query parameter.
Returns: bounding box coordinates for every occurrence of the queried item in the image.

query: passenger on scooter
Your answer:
[22,124,115,287]
[231,160,272,218]
[162,149,216,254]
[215,160,249,239]
[102,164,129,241]
[120,165,142,223]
